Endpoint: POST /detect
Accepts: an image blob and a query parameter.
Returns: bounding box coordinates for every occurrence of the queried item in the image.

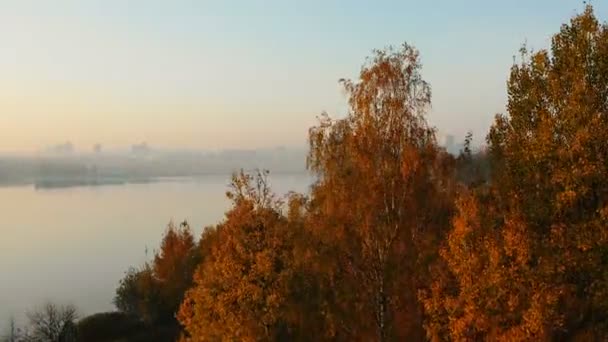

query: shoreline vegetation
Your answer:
[4,6,608,341]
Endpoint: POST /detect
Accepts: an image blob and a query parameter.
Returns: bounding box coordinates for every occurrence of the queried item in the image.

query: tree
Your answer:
[462,131,473,157]
[26,303,77,342]
[153,220,198,325]
[114,220,199,331]
[423,6,608,340]
[1,317,20,342]
[178,170,306,341]
[453,132,490,187]
[114,263,160,323]
[306,43,455,340]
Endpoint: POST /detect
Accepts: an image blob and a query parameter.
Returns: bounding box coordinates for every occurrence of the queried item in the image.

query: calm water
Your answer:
[0,174,311,329]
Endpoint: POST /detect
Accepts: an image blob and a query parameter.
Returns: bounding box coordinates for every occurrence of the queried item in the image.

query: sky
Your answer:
[0,0,605,153]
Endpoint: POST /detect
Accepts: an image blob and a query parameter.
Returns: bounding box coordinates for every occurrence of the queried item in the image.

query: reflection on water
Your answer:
[0,174,311,328]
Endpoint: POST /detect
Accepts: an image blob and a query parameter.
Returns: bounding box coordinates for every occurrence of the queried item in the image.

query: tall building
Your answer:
[445,134,456,155]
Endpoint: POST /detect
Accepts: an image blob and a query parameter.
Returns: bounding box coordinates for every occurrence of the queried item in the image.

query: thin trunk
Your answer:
[377,276,387,342]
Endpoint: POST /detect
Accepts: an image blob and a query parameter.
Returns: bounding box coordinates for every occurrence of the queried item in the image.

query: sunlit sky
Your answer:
[0,0,605,153]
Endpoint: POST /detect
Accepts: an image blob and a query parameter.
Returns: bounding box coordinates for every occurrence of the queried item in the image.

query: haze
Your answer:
[1,0,605,153]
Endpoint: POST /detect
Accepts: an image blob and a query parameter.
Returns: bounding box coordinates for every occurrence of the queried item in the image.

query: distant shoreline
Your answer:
[0,172,310,190]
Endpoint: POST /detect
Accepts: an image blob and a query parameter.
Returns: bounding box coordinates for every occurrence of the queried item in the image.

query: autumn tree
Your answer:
[280,191,335,341]
[451,132,490,187]
[423,6,608,340]
[114,263,161,323]
[306,43,455,340]
[153,220,199,325]
[178,170,312,341]
[115,220,199,334]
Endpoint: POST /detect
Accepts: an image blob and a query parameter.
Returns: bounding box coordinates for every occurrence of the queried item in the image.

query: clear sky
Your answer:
[0,0,605,152]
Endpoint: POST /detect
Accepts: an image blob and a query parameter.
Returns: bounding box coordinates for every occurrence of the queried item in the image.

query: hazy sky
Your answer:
[0,0,605,152]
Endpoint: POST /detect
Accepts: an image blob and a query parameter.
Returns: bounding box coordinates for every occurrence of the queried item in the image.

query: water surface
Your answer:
[0,174,311,329]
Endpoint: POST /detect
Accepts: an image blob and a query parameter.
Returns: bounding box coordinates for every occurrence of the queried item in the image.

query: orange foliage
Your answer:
[178,170,308,341]
[171,7,608,341]
[306,44,454,340]
[423,6,608,341]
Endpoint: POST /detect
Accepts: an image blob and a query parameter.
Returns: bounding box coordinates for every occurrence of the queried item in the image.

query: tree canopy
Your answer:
[59,5,608,341]
[422,6,608,341]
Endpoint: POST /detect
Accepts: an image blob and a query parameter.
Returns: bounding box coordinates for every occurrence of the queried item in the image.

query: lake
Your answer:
[0,173,312,330]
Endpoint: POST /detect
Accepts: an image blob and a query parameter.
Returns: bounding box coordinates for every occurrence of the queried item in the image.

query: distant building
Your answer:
[445,134,456,154]
[48,141,74,155]
[93,144,102,154]
[131,142,150,156]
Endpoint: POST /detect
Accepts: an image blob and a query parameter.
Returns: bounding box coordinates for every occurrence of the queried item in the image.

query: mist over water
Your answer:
[0,174,311,329]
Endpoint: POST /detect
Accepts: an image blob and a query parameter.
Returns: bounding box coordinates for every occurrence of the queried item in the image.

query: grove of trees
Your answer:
[121,6,608,341]
[5,5,607,342]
